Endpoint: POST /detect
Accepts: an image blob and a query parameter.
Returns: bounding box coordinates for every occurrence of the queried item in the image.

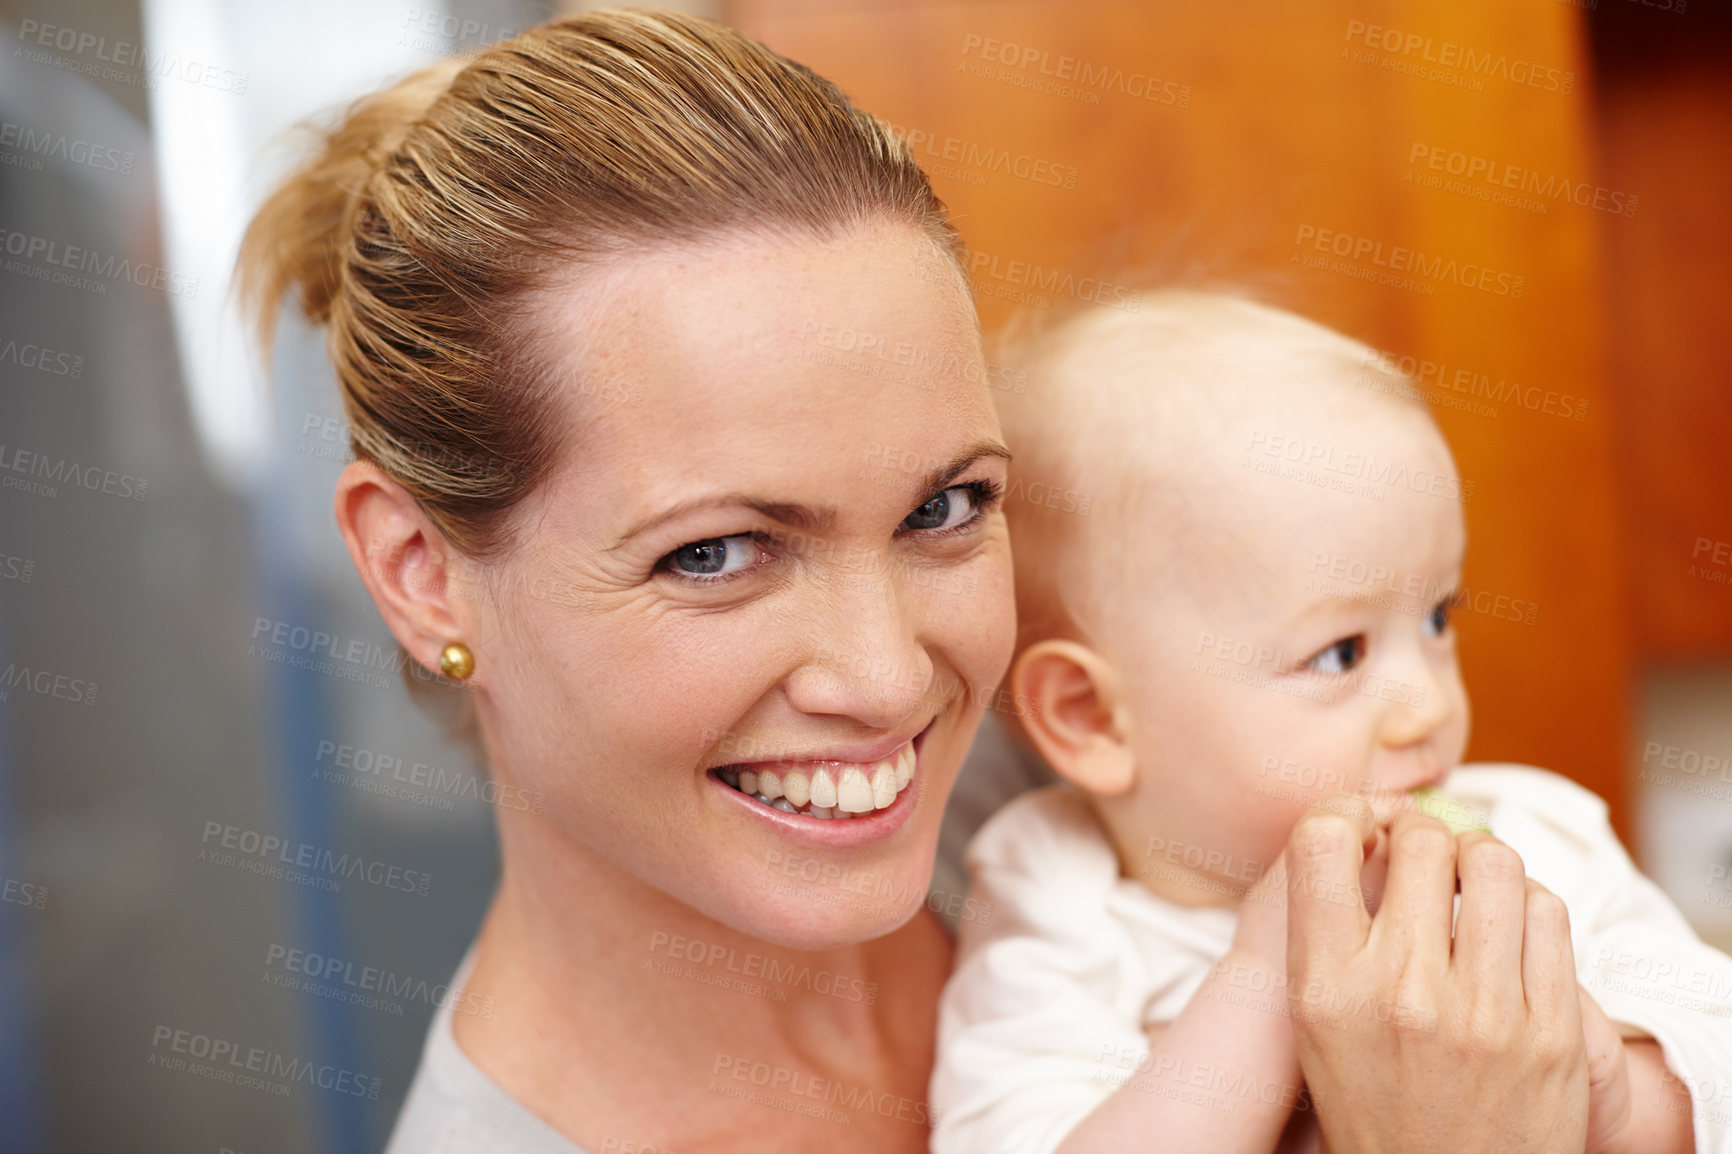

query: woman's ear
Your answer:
[333,460,475,680]
[1009,639,1136,796]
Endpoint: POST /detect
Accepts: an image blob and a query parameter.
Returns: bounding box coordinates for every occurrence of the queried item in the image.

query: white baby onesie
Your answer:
[931,764,1732,1154]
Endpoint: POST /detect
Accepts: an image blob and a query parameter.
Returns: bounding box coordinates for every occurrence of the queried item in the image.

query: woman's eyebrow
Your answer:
[609,439,1012,550]
[919,439,1014,495]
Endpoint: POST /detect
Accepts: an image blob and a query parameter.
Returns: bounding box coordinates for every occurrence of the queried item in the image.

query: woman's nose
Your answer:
[781,559,935,728]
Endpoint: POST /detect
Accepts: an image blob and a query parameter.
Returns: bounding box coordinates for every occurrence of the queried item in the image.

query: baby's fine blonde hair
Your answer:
[992,290,1430,657]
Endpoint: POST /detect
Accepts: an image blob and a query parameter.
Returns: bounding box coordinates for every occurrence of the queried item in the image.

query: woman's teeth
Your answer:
[717,743,917,819]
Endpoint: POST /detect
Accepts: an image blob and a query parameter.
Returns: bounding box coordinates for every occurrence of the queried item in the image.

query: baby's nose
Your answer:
[1371,658,1457,751]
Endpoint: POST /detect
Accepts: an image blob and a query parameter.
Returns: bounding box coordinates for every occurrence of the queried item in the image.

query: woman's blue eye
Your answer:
[665,535,758,578]
[1425,597,1453,637]
[659,481,997,583]
[1307,635,1365,676]
[903,485,981,532]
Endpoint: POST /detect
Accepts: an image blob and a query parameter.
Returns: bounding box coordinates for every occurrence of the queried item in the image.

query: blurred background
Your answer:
[0,0,1726,1150]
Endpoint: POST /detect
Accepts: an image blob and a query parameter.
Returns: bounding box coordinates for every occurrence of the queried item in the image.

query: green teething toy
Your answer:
[1408,785,1491,835]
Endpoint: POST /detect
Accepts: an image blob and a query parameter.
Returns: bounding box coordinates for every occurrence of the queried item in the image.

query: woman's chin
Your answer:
[704,871,932,952]
[751,901,925,953]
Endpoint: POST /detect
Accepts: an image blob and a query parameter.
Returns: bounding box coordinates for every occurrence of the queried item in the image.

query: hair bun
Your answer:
[238,55,466,346]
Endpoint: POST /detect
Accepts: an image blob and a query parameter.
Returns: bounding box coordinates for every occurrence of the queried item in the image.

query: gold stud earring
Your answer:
[438,641,475,680]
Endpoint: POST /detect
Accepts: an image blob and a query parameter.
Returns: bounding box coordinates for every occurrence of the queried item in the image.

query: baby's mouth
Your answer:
[712,741,917,819]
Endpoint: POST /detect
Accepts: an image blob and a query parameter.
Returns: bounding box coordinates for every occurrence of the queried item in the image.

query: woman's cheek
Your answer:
[638,610,825,788]
[482,617,678,801]
[954,532,1017,690]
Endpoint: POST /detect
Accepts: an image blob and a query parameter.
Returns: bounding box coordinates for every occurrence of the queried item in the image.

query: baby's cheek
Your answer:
[1242,767,1374,872]
[1238,787,1317,874]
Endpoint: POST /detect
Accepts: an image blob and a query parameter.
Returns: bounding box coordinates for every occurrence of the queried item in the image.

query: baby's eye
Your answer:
[902,483,990,533]
[660,534,765,581]
[1306,635,1366,676]
[1424,596,1454,638]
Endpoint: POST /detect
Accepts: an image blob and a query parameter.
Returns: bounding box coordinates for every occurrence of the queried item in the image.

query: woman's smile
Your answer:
[704,718,938,847]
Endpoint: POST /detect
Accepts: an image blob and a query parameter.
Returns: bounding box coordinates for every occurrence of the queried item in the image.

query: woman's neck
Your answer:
[452,823,953,1153]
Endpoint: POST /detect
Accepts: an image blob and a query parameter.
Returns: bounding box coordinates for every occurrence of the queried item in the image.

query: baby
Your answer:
[929,292,1732,1153]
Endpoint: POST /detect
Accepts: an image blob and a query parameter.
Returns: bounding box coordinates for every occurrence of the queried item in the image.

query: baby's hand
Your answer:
[1232,854,1291,970]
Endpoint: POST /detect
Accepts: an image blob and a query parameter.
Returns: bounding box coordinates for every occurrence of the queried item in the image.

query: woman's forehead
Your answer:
[509,228,998,535]
[531,229,984,435]
[533,224,976,378]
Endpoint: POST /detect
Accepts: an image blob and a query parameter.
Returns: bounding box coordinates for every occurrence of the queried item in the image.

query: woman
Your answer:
[239,11,1597,1152]
[244,13,1009,1149]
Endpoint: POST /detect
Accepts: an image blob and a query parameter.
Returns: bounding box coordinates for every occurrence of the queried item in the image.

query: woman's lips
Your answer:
[706,720,935,842]
[712,735,919,818]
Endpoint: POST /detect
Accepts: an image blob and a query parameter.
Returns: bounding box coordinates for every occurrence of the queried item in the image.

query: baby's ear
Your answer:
[1009,640,1136,796]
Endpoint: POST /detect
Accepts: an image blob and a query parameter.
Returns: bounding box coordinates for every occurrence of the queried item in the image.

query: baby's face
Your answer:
[1109,396,1470,906]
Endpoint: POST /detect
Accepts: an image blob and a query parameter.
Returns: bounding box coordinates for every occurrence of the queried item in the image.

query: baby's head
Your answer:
[997,291,1471,906]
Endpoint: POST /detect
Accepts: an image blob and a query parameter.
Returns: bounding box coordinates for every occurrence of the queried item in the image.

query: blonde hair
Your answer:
[241,8,963,555]
[993,289,1428,653]
[238,10,965,735]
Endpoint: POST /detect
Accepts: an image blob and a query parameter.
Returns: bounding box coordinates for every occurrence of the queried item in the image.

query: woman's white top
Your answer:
[384,949,587,1154]
[930,764,1732,1154]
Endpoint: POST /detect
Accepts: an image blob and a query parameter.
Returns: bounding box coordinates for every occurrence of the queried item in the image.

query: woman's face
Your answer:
[465,222,1015,949]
